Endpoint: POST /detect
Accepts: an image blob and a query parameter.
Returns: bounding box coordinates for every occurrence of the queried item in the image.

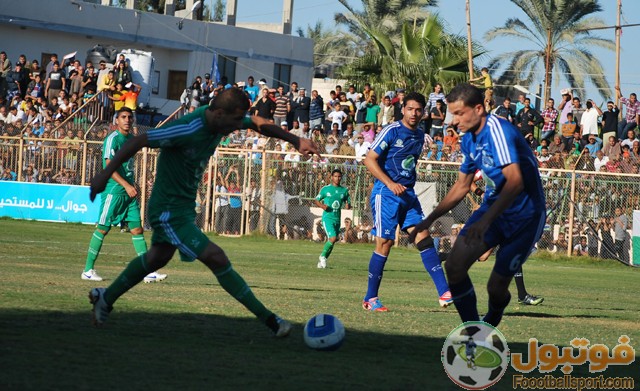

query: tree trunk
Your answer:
[543,28,552,104]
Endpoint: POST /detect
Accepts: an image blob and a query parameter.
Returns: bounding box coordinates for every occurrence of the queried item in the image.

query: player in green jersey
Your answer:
[81,107,167,283]
[88,88,318,337]
[314,169,351,268]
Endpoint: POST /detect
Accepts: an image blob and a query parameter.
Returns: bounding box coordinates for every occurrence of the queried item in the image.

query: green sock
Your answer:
[321,241,334,258]
[84,230,105,272]
[214,263,272,322]
[131,234,147,256]
[104,255,149,305]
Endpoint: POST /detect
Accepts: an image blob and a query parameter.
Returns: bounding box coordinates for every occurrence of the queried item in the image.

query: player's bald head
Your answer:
[209,87,250,113]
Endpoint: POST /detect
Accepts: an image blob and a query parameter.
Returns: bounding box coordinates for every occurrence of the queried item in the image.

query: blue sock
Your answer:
[420,247,449,296]
[364,252,387,301]
[449,275,479,322]
[482,293,511,327]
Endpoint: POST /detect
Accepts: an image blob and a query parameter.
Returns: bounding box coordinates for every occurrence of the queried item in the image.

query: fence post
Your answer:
[204,155,214,231]
[17,137,24,182]
[140,147,148,228]
[80,141,88,185]
[241,149,251,235]
[259,150,268,233]
[567,170,577,257]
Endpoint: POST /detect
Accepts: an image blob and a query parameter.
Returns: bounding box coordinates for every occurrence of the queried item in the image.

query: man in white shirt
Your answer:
[593,150,609,172]
[353,133,371,163]
[580,99,602,140]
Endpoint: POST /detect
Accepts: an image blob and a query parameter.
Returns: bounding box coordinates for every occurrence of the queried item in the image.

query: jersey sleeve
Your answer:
[487,118,520,167]
[147,107,208,149]
[315,186,325,201]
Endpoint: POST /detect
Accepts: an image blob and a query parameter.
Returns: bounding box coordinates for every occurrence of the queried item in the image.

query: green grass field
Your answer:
[1,219,638,390]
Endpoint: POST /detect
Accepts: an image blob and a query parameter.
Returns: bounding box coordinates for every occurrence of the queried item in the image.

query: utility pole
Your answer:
[543,27,552,105]
[615,0,621,106]
[466,0,474,78]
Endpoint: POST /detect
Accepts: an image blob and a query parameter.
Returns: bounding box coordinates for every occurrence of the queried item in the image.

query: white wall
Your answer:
[1,0,314,115]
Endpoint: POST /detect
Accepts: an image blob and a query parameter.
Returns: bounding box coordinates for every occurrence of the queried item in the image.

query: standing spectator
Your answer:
[613,207,629,263]
[273,85,289,128]
[291,88,310,125]
[580,99,602,141]
[353,133,370,163]
[515,98,543,138]
[244,76,259,102]
[226,171,242,235]
[429,99,446,137]
[560,112,577,149]
[392,89,405,121]
[571,97,586,126]
[0,51,11,97]
[251,88,275,120]
[494,97,515,123]
[597,217,615,259]
[615,86,640,140]
[114,61,132,87]
[427,83,446,111]
[377,95,394,127]
[540,98,558,141]
[45,62,65,105]
[308,90,324,130]
[245,178,261,232]
[365,95,380,129]
[601,101,619,137]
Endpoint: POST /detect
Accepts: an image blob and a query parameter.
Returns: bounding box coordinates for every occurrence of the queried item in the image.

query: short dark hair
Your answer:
[331,168,342,175]
[116,107,134,117]
[446,83,484,108]
[403,91,426,108]
[209,87,250,112]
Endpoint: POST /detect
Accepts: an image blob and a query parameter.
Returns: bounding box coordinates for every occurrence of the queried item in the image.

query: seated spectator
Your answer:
[593,150,609,172]
[324,135,339,155]
[552,232,568,253]
[572,236,589,256]
[353,134,370,163]
[443,126,458,147]
[360,124,375,143]
[341,217,359,243]
[621,129,637,150]
[602,135,621,161]
[548,135,566,154]
[584,135,602,156]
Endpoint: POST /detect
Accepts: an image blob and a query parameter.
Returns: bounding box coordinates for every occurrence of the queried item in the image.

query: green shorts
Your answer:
[98,193,141,228]
[148,208,209,262]
[322,218,340,240]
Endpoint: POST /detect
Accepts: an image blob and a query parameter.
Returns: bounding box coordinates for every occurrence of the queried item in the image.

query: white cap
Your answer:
[281,121,288,126]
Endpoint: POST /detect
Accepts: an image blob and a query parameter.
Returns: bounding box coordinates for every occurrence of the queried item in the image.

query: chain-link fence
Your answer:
[1,136,638,264]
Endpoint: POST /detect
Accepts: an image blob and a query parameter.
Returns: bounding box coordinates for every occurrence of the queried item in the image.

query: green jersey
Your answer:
[103,130,135,196]
[316,184,351,222]
[146,106,252,214]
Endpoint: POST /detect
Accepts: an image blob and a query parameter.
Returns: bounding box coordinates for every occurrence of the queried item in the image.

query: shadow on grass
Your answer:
[1,309,636,391]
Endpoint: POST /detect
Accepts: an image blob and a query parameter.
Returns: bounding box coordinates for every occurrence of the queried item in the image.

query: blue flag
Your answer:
[210,52,221,85]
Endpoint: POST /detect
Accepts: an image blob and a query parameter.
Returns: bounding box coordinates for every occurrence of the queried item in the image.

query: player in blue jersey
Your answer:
[410,84,546,327]
[362,92,451,312]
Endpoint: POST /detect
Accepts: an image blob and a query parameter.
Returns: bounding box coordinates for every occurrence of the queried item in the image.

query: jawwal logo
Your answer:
[443,323,636,390]
[442,321,510,390]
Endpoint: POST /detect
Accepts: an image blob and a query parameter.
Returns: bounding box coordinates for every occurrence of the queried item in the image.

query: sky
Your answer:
[228,0,640,103]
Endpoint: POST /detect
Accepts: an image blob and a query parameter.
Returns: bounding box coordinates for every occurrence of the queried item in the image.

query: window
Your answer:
[273,64,291,89]
[218,55,236,85]
[167,70,187,101]
[151,71,160,94]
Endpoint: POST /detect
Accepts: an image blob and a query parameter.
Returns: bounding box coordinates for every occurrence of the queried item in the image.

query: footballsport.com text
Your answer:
[513,374,634,391]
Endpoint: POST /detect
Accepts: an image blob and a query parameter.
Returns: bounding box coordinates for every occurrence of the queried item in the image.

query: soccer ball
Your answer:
[303,314,345,351]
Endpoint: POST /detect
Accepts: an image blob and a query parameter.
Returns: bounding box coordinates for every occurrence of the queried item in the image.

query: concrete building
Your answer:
[0,0,313,114]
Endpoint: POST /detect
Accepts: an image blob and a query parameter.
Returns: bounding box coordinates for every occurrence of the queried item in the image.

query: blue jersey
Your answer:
[369,121,424,189]
[460,115,545,218]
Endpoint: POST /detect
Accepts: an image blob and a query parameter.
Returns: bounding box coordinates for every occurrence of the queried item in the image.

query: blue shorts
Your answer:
[371,186,424,240]
[459,207,546,276]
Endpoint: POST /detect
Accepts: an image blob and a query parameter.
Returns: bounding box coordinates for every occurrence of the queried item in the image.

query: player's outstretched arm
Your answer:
[249,115,318,157]
[409,171,474,242]
[90,134,149,201]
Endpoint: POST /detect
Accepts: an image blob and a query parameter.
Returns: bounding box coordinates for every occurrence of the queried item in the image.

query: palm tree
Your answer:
[334,0,438,53]
[336,12,483,95]
[296,21,358,76]
[485,0,614,102]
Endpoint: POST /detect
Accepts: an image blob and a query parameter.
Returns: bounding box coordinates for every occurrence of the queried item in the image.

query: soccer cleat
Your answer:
[518,294,544,306]
[439,291,453,308]
[274,317,292,338]
[143,272,168,283]
[362,297,388,312]
[81,269,103,281]
[88,288,113,326]
[317,256,327,269]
